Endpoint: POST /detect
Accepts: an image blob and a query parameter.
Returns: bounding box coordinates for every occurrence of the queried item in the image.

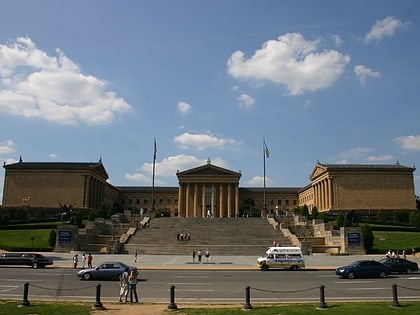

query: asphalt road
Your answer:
[1,267,419,304]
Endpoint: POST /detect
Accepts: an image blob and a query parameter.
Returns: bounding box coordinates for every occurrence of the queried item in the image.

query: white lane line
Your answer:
[347,287,388,290]
[334,281,374,284]
[169,282,211,285]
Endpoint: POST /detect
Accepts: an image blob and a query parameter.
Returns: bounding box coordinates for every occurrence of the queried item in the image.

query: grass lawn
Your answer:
[0,229,53,251]
[372,231,419,254]
[181,302,420,314]
[0,301,91,315]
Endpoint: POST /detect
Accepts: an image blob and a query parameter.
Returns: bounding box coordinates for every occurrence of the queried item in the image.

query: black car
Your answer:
[379,257,419,274]
[0,253,53,269]
[335,260,391,279]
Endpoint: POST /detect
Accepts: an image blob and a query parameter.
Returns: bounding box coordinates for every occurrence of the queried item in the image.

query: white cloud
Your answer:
[48,153,59,159]
[354,65,380,84]
[174,132,238,151]
[335,147,394,164]
[0,139,15,155]
[395,135,420,151]
[237,93,255,109]
[332,35,343,47]
[338,147,374,160]
[125,154,229,184]
[177,101,191,114]
[227,32,350,95]
[0,37,132,125]
[365,16,406,43]
[245,176,273,186]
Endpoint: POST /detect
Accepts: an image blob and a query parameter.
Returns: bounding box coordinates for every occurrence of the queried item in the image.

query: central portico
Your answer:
[176,160,241,217]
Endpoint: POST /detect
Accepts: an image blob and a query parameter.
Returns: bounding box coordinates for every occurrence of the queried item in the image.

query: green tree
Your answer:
[336,212,345,228]
[311,206,319,219]
[361,224,374,253]
[48,230,57,248]
[409,211,420,227]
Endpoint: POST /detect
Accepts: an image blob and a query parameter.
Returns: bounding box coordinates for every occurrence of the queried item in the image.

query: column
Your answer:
[219,184,224,217]
[202,184,206,218]
[328,178,333,210]
[235,184,239,217]
[185,184,190,217]
[193,183,198,217]
[211,184,216,217]
[227,183,232,217]
[178,183,183,217]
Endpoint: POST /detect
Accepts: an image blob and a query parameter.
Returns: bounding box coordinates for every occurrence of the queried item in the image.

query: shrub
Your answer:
[361,224,374,252]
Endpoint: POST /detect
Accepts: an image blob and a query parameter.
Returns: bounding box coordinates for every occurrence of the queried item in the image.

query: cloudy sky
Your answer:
[1,0,420,203]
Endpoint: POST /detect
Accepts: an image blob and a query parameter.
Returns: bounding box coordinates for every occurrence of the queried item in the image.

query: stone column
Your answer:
[227,183,232,217]
[202,184,206,218]
[235,184,239,217]
[185,184,190,217]
[211,184,216,217]
[219,184,224,217]
[328,178,333,210]
[178,183,183,217]
[193,183,198,217]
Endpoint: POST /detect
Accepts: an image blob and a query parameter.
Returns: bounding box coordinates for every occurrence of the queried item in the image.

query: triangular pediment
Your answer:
[177,163,241,177]
[310,163,327,180]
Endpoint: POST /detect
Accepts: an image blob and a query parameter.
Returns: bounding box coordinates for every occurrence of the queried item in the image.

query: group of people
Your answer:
[177,232,191,241]
[385,248,417,259]
[72,253,93,269]
[192,249,210,263]
[118,266,139,303]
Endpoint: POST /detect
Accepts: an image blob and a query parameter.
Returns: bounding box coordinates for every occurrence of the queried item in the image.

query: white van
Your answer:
[256,246,305,271]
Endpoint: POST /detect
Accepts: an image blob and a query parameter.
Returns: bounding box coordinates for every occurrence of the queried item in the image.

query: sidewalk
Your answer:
[44,252,420,270]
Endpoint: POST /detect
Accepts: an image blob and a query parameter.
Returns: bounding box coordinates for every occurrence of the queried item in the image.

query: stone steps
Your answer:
[122,217,291,256]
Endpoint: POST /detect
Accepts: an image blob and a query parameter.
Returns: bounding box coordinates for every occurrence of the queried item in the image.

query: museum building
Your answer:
[2,158,417,216]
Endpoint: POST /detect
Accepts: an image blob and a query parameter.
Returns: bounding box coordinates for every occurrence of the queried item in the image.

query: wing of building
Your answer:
[1,159,417,216]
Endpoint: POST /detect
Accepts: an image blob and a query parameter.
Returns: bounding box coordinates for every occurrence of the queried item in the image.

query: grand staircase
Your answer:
[122,217,291,256]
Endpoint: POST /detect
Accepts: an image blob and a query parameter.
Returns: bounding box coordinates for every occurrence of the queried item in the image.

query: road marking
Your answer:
[347,287,388,290]
[334,281,374,284]
[407,277,420,280]
[176,289,214,292]
[169,282,210,285]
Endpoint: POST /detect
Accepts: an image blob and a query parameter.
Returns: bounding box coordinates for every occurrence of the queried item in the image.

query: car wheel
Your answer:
[406,268,413,274]
[347,272,355,279]
[379,271,387,278]
[261,264,269,271]
[32,262,39,269]
[290,265,298,271]
[83,273,92,280]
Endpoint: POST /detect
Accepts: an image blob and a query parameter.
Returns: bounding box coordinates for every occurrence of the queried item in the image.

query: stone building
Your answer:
[2,159,118,209]
[1,159,417,216]
[299,162,417,213]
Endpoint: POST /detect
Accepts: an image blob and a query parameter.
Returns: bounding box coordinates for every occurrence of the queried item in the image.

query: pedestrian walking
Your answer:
[192,250,196,262]
[134,249,138,263]
[197,250,202,263]
[129,268,139,303]
[72,254,78,269]
[205,249,210,262]
[87,253,93,268]
[81,253,86,268]
[119,267,130,303]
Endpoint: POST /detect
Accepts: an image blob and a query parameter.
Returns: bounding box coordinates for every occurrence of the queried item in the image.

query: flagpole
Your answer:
[152,138,156,214]
[263,139,267,218]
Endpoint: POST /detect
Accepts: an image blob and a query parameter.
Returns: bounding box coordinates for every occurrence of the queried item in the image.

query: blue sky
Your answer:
[1,0,420,203]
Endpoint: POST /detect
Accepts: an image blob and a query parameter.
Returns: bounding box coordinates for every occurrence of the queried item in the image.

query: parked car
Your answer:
[379,257,419,274]
[0,253,53,269]
[77,261,135,280]
[335,260,391,279]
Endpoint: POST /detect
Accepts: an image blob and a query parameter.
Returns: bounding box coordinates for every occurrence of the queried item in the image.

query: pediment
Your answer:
[310,163,327,181]
[177,163,241,178]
